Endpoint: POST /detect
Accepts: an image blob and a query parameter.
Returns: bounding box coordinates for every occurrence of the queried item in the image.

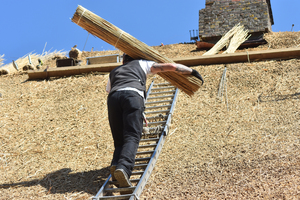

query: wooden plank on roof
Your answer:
[27,62,119,80]
[174,47,300,66]
[27,47,300,80]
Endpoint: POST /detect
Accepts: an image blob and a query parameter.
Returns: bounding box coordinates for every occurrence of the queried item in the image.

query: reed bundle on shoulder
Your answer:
[71,5,202,96]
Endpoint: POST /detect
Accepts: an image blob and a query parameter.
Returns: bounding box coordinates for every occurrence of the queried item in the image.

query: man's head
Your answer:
[122,53,134,64]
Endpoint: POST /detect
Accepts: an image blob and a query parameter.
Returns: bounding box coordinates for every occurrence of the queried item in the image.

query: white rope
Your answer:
[77,8,86,25]
[218,66,229,110]
[246,51,250,63]
[114,31,124,48]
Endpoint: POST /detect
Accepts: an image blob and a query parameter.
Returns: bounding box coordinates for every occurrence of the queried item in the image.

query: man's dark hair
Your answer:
[123,53,134,64]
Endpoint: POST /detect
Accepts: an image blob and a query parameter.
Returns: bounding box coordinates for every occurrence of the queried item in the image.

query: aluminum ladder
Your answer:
[92,80,179,200]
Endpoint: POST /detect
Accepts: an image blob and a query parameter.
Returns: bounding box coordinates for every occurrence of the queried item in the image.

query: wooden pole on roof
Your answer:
[71,5,202,96]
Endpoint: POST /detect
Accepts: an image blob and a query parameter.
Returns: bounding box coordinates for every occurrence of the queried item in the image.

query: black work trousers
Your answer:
[107,90,144,177]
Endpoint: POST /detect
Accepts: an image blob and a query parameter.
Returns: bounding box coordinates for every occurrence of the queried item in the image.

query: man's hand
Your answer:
[191,69,204,85]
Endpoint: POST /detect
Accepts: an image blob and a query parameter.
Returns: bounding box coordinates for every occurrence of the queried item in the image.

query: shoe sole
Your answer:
[110,165,116,181]
[114,169,132,188]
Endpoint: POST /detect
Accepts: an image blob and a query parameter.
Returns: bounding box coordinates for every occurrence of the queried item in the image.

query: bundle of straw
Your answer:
[223,24,250,54]
[71,5,202,96]
[203,23,249,56]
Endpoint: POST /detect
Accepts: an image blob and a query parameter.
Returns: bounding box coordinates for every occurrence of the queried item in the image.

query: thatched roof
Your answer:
[0,31,299,199]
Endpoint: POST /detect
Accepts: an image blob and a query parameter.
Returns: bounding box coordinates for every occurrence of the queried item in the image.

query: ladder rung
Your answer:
[99,195,132,200]
[110,178,140,186]
[145,105,171,110]
[134,164,148,169]
[153,82,171,86]
[147,95,174,100]
[145,121,166,126]
[136,150,154,155]
[142,132,161,137]
[146,115,168,121]
[138,144,157,148]
[145,110,170,114]
[140,138,159,142]
[104,186,135,193]
[151,86,175,90]
[149,90,176,95]
[144,127,164,132]
[145,100,173,105]
[132,171,145,175]
[135,157,151,162]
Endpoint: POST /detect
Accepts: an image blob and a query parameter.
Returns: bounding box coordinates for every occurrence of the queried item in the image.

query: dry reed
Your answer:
[264,31,300,49]
[223,24,250,54]
[71,5,202,96]
[0,38,299,199]
[204,23,249,56]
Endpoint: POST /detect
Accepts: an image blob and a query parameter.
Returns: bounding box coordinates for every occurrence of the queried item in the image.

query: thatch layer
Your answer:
[264,31,300,49]
[0,34,300,199]
[71,5,202,96]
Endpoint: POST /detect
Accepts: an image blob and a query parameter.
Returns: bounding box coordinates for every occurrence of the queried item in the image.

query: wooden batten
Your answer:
[27,47,300,80]
[27,63,119,80]
[174,47,300,66]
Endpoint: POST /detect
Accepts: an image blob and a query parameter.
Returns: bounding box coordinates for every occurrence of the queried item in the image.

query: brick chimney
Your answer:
[199,0,274,43]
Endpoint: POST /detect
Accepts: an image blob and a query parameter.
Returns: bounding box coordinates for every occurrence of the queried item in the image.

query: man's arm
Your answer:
[151,63,192,74]
[151,63,204,85]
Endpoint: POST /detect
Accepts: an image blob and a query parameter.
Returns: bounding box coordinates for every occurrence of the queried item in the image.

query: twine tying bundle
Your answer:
[71,5,202,96]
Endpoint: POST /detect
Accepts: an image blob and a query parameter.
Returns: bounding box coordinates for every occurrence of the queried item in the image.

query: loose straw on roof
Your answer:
[0,54,4,68]
[71,5,202,96]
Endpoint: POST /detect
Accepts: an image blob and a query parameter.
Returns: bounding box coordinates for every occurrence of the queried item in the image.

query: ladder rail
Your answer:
[164,87,179,136]
[145,80,155,100]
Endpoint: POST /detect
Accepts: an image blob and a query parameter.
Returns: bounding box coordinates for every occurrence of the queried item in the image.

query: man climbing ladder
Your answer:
[106,53,203,188]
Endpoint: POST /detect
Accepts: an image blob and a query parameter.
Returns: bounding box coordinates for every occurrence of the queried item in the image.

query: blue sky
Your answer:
[0,0,299,65]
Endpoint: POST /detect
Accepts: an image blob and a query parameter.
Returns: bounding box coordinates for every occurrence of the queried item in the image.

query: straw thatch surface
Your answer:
[0,32,300,199]
[264,31,300,49]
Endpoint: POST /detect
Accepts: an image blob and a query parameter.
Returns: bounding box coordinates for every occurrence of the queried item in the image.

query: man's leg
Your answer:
[107,92,124,167]
[116,91,144,178]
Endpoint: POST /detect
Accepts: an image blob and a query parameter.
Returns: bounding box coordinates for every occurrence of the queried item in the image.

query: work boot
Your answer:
[114,169,132,188]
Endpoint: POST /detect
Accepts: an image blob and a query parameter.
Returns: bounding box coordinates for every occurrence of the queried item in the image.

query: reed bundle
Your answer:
[223,24,250,54]
[71,5,202,96]
[204,23,249,56]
